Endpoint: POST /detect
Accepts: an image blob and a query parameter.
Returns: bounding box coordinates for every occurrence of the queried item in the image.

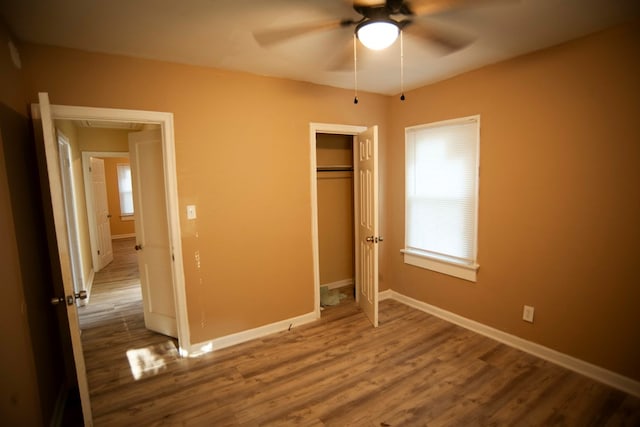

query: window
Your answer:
[403,116,480,282]
[116,163,134,217]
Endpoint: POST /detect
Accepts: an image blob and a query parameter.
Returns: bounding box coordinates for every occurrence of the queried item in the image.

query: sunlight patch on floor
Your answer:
[126,340,178,380]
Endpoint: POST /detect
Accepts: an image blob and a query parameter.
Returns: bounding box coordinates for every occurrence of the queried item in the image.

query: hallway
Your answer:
[78,237,141,329]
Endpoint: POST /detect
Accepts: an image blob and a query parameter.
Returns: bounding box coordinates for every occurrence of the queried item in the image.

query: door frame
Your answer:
[309,122,367,319]
[48,103,190,352]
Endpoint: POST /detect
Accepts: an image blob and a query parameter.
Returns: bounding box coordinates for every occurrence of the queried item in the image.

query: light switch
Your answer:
[186,205,197,220]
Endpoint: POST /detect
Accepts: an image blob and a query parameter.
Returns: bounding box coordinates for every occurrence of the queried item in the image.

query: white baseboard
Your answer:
[378,289,392,301]
[185,311,319,357]
[384,290,640,398]
[112,233,136,239]
[320,278,354,290]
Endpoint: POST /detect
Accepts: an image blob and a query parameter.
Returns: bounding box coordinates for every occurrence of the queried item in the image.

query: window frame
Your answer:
[402,115,480,282]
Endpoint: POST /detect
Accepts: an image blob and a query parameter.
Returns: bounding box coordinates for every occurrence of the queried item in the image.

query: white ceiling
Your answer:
[2,0,638,95]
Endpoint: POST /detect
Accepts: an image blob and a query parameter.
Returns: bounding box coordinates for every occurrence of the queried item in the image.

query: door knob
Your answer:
[51,295,74,306]
[365,236,383,243]
[51,296,65,305]
[51,290,88,306]
[135,244,143,251]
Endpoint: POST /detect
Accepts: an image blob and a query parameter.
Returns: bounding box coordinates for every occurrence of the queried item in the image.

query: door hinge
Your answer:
[172,254,175,261]
[97,250,100,255]
[89,166,92,172]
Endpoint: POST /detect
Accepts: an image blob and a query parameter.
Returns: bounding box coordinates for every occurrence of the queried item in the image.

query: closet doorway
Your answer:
[316,133,355,311]
[309,122,379,327]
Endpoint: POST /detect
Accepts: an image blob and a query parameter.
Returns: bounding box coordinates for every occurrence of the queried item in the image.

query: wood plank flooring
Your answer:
[79,238,145,331]
[78,239,640,426]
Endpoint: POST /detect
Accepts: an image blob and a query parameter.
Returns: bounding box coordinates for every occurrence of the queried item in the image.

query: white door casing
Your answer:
[356,126,379,327]
[32,93,93,425]
[309,123,379,327]
[89,157,114,271]
[129,129,178,338]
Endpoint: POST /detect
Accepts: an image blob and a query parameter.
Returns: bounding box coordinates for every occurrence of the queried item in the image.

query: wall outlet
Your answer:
[523,305,535,323]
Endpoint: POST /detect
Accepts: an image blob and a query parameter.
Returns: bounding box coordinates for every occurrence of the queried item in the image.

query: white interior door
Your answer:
[129,129,178,338]
[90,157,113,270]
[32,93,93,425]
[356,126,379,327]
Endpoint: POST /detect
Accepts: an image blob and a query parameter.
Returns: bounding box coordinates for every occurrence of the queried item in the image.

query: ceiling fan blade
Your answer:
[253,20,346,47]
[403,21,473,52]
[327,38,356,71]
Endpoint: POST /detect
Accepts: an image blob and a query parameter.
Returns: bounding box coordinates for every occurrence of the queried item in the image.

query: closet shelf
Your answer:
[316,165,353,172]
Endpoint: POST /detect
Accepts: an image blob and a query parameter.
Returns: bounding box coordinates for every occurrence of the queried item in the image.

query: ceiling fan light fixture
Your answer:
[356,20,399,50]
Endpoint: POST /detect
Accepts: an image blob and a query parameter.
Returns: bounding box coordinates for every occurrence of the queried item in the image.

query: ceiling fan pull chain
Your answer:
[353,34,359,104]
[400,30,406,101]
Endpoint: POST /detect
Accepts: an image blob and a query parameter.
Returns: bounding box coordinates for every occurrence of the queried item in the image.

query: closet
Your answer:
[316,133,355,306]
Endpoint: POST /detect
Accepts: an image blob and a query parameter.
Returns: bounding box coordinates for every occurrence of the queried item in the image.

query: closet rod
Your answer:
[317,165,353,172]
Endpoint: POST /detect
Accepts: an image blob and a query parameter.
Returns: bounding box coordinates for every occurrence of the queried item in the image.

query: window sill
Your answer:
[120,215,135,221]
[401,249,478,282]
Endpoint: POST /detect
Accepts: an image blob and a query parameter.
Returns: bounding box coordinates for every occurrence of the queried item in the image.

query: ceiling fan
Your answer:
[253,0,477,55]
[253,0,489,102]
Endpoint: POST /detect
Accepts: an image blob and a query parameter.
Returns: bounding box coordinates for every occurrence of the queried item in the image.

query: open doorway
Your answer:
[52,117,178,329]
[34,94,189,423]
[316,133,356,312]
[54,121,140,298]
[54,119,182,332]
[81,150,132,275]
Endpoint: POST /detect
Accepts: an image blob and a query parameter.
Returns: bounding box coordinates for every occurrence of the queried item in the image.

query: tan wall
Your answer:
[0,27,26,116]
[103,157,136,236]
[0,130,41,426]
[20,43,390,344]
[317,171,354,285]
[387,22,640,380]
[0,24,61,424]
[78,127,130,152]
[0,24,39,424]
[316,133,353,167]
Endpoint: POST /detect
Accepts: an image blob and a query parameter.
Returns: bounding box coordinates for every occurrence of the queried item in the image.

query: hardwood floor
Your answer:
[78,240,640,426]
[79,237,143,330]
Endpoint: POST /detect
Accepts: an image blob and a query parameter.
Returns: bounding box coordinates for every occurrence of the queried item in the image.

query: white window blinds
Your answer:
[405,116,479,276]
[116,163,134,216]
